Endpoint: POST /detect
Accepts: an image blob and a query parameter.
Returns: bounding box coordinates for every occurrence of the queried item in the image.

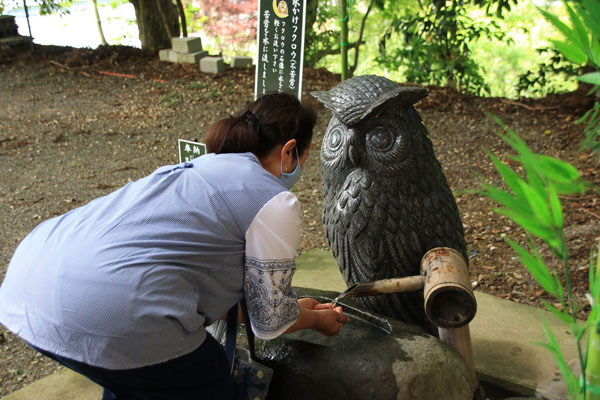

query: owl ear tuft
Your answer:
[311,76,428,127]
[392,86,429,105]
[309,90,331,108]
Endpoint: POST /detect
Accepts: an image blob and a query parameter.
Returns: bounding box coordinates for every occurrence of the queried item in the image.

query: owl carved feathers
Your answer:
[311,75,467,334]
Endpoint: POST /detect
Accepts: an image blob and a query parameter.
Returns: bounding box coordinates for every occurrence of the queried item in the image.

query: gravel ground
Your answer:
[0,45,599,397]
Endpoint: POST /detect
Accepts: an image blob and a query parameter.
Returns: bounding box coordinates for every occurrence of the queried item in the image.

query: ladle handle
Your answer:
[344,276,425,298]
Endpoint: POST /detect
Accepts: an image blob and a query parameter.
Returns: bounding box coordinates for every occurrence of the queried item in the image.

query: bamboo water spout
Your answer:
[333,247,476,329]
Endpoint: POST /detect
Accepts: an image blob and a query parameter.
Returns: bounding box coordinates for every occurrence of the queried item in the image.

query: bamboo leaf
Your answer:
[578,72,600,85]
[496,208,555,241]
[480,183,530,215]
[566,2,591,54]
[552,180,588,195]
[525,166,548,203]
[541,299,573,325]
[548,184,564,229]
[518,180,553,227]
[487,115,539,173]
[592,242,600,310]
[538,314,582,397]
[536,155,581,183]
[484,150,527,200]
[505,238,557,295]
[538,7,577,44]
[550,39,589,65]
[591,38,600,67]
[500,128,544,182]
[582,0,600,38]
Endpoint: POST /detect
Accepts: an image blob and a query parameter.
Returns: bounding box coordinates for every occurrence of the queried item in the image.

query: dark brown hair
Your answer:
[205,93,316,159]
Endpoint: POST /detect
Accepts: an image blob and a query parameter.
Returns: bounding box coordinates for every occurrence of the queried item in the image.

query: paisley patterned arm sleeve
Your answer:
[244,191,301,340]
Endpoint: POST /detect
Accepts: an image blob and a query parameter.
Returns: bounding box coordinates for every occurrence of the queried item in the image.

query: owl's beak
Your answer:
[347,130,361,166]
[348,144,360,166]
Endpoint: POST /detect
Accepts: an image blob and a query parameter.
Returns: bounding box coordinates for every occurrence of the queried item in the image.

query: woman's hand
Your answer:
[289,297,350,336]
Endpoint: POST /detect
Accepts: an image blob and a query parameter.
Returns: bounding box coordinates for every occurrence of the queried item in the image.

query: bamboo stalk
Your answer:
[438,326,478,392]
[586,243,600,400]
[338,0,348,81]
[587,324,600,400]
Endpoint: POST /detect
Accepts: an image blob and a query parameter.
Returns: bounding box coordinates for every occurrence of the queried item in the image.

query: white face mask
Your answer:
[279,147,302,190]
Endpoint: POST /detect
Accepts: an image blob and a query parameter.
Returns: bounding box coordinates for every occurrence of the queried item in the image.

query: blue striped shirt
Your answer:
[0,152,301,369]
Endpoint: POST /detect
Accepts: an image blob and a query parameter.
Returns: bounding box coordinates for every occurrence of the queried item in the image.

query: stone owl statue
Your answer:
[311,75,467,335]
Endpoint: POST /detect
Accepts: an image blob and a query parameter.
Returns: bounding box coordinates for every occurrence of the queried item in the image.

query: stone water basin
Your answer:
[256,287,477,400]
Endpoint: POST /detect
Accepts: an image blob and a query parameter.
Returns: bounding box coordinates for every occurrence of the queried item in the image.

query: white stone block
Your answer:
[172,37,203,54]
[231,56,253,68]
[167,49,179,63]
[200,57,225,74]
[158,49,170,62]
[177,50,208,64]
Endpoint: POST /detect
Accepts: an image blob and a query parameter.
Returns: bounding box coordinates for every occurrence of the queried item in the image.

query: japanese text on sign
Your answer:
[255,0,306,100]
[178,139,207,163]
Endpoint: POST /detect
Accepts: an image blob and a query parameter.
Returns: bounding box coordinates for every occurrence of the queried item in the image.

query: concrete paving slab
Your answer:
[4,368,102,400]
[470,292,581,398]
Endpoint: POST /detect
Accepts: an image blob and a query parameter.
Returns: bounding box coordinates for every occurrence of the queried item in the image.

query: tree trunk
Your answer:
[175,0,187,37]
[305,0,317,32]
[129,0,179,50]
[155,0,176,40]
[91,0,108,46]
[348,0,375,78]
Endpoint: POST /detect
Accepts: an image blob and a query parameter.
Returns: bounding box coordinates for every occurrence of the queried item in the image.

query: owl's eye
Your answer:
[367,127,395,152]
[326,126,344,152]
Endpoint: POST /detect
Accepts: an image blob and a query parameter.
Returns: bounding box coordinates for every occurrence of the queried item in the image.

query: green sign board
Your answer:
[255,0,307,100]
[178,139,206,163]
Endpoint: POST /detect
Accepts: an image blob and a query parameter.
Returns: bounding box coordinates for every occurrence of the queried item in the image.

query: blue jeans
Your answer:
[30,334,233,400]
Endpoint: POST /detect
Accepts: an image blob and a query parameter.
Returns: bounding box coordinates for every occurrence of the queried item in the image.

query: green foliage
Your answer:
[307,0,578,98]
[480,117,599,399]
[188,81,210,90]
[160,91,184,108]
[539,0,600,156]
[18,0,71,15]
[517,47,583,97]
[377,3,507,95]
[304,0,340,68]
[371,0,515,95]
